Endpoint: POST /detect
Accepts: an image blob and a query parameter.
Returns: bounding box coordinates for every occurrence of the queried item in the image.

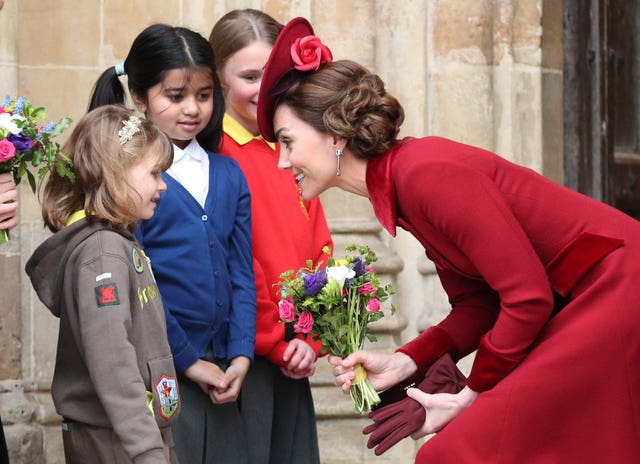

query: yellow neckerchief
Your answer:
[223,113,276,150]
[65,210,87,227]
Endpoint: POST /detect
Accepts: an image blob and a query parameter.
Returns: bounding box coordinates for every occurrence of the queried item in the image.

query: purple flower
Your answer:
[352,257,366,277]
[8,134,32,152]
[303,268,327,296]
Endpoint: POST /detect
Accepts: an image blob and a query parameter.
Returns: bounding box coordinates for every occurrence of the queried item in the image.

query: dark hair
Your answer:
[88,23,224,152]
[208,9,281,72]
[42,105,173,233]
[276,60,404,159]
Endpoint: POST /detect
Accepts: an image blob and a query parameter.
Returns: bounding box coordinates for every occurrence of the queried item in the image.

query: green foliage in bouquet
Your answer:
[0,96,74,192]
[277,244,396,413]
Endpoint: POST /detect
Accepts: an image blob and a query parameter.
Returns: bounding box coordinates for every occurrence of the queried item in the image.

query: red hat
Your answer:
[257,17,333,142]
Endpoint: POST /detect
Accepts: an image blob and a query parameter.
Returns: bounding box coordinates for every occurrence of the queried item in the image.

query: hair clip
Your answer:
[114,62,126,77]
[118,115,142,145]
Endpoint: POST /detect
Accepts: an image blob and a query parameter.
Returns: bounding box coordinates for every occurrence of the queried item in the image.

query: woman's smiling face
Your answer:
[274,104,338,201]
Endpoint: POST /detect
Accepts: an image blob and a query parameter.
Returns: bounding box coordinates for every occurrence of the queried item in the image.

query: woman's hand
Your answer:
[209,356,250,404]
[406,385,479,438]
[329,350,418,394]
[280,338,317,379]
[0,172,18,229]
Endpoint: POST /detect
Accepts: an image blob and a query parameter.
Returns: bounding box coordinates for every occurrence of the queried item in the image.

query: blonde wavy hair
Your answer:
[41,105,173,233]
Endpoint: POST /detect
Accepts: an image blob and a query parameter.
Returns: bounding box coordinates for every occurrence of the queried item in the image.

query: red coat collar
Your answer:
[365,141,409,237]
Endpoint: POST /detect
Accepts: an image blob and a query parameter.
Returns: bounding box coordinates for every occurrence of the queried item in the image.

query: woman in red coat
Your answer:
[256,17,640,463]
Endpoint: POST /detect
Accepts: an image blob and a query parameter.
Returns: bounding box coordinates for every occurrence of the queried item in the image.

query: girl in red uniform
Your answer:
[209,10,333,464]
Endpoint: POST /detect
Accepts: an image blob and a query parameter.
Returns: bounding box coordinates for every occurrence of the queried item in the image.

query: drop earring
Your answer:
[335,148,343,176]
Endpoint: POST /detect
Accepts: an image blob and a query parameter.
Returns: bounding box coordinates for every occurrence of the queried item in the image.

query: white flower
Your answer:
[0,113,25,134]
[326,265,355,292]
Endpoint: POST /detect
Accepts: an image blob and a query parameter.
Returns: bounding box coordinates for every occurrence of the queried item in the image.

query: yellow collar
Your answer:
[223,114,276,151]
[66,210,87,227]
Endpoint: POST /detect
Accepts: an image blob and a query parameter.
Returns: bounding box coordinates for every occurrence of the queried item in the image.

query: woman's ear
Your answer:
[332,135,347,152]
[131,92,147,113]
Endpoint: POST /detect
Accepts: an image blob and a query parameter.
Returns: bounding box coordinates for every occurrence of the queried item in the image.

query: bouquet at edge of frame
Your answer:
[0,96,74,244]
[277,244,395,414]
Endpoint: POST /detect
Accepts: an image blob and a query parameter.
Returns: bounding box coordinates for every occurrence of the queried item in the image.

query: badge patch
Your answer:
[154,375,179,420]
[95,272,112,282]
[95,283,120,307]
[132,247,145,273]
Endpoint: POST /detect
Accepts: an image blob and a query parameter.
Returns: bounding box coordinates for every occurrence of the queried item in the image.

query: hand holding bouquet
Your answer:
[0,96,74,243]
[277,244,395,413]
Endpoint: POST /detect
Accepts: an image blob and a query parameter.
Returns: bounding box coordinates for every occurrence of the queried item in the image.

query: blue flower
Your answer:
[38,122,57,138]
[303,268,327,296]
[1,96,10,109]
[7,134,32,152]
[352,257,366,277]
[12,97,26,115]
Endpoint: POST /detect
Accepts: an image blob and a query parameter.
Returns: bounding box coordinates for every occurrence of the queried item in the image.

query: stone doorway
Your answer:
[564,0,640,219]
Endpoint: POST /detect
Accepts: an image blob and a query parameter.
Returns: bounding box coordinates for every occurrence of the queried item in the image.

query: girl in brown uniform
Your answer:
[26,105,180,464]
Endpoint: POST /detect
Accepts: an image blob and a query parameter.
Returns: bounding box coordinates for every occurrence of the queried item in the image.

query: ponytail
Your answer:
[88,66,127,112]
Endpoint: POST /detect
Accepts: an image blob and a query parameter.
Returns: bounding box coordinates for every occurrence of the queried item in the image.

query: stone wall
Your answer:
[0,0,562,462]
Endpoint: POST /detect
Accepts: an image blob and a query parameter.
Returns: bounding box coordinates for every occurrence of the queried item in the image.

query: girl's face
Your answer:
[273,104,338,200]
[136,68,214,149]
[126,143,168,220]
[219,40,272,135]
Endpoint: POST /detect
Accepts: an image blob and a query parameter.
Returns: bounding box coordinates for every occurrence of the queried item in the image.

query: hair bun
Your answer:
[324,69,404,158]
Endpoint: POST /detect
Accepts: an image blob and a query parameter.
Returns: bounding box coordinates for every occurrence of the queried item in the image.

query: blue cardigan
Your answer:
[136,151,256,373]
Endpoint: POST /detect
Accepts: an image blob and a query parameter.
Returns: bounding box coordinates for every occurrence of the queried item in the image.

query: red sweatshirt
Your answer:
[220,115,333,366]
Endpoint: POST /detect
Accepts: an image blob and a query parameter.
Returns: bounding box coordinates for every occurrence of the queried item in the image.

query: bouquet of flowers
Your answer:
[0,96,74,243]
[277,244,395,413]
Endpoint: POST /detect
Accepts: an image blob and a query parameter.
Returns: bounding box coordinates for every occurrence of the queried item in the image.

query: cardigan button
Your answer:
[201,214,208,221]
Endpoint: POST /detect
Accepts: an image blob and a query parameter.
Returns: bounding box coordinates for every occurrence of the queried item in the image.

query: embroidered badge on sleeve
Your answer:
[132,247,145,274]
[95,282,120,307]
[154,375,179,420]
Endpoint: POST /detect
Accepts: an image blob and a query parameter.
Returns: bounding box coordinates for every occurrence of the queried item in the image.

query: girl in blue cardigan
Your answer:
[88,23,256,464]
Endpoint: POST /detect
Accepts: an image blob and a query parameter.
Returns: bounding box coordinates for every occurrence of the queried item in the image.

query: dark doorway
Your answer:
[563,0,640,219]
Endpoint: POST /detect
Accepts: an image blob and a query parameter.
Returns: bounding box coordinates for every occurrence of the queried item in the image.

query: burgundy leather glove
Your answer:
[362,353,466,455]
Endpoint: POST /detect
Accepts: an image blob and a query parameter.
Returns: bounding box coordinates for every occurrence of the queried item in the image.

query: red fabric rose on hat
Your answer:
[290,35,333,71]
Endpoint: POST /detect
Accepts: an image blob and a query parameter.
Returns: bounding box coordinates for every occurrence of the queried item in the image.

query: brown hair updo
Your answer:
[278,60,405,159]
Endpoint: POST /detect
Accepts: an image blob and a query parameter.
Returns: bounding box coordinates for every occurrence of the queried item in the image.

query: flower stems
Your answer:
[345,286,381,413]
[351,363,381,414]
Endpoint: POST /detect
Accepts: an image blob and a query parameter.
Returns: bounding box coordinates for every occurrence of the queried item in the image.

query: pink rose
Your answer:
[294,311,314,334]
[0,139,16,162]
[366,298,381,313]
[358,283,377,296]
[290,35,333,71]
[278,296,296,323]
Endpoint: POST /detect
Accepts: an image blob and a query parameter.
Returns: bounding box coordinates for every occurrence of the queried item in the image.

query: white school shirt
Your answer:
[166,139,209,208]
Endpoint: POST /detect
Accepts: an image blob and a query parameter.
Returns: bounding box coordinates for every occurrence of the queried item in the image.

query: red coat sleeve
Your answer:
[397,157,555,391]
